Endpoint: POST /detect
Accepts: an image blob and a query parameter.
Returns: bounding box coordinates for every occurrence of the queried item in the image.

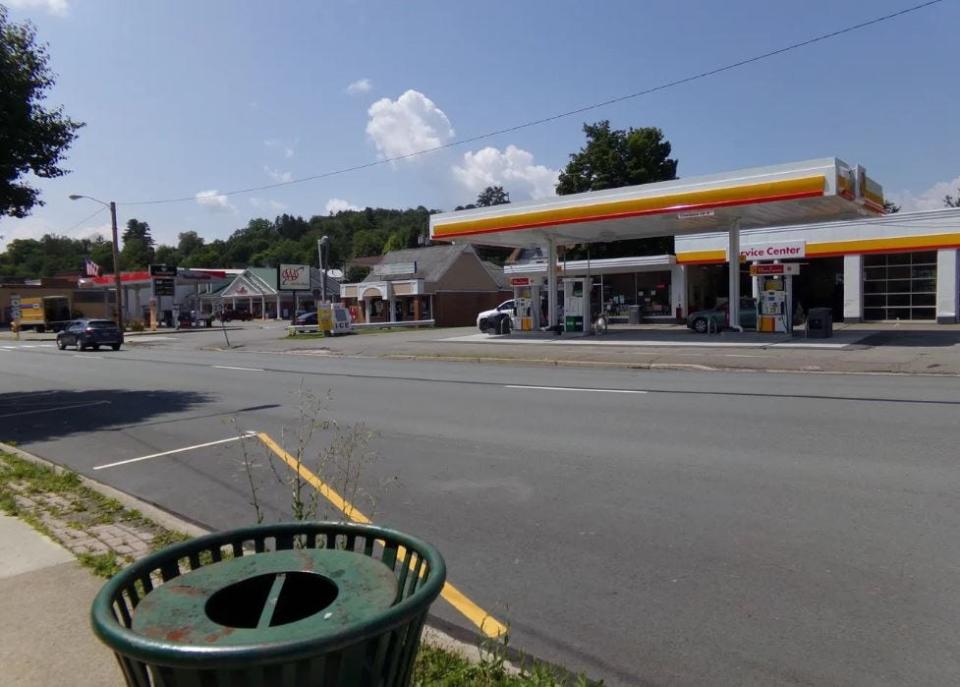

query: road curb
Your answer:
[378,352,960,377]
[0,441,486,664]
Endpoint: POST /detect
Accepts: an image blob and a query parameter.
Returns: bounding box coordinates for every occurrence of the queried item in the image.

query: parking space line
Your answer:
[92,432,258,470]
[257,431,508,639]
[506,384,648,394]
[212,365,265,372]
[0,400,111,419]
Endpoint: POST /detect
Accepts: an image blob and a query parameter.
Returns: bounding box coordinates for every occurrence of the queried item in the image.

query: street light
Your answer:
[69,194,123,332]
[318,235,330,304]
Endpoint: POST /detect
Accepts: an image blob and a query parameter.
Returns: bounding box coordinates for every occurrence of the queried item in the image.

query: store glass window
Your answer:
[863,251,937,321]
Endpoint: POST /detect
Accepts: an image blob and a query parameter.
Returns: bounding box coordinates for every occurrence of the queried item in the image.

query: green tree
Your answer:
[476,185,510,207]
[883,200,900,214]
[557,121,678,257]
[352,229,383,257]
[120,218,154,269]
[945,190,960,208]
[274,214,309,241]
[0,7,83,218]
[176,230,204,259]
[154,244,182,266]
[556,121,677,195]
[89,236,113,272]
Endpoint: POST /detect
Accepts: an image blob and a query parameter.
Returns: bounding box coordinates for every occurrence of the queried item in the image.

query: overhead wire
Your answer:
[61,205,107,234]
[120,0,945,207]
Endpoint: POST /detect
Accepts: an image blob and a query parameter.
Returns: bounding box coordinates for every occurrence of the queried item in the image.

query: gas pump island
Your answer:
[750,262,799,333]
[509,276,592,335]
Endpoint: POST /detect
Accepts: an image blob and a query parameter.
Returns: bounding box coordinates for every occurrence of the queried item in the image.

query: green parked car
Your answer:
[686,298,757,333]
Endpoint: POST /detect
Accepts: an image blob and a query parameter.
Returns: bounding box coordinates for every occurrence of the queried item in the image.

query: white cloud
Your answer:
[346,78,373,95]
[452,145,559,200]
[264,166,293,183]
[0,217,108,248]
[195,190,233,212]
[4,0,69,16]
[366,89,454,162]
[264,138,295,159]
[325,198,360,215]
[888,175,960,212]
[249,197,287,212]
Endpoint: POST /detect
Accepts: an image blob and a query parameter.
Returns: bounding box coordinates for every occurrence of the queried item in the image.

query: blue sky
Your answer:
[2,0,958,248]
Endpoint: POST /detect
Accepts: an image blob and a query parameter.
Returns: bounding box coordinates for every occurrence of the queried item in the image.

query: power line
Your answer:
[62,205,107,234]
[121,0,945,207]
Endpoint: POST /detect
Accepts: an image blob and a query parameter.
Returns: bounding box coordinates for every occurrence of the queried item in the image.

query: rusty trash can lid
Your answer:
[131,548,397,647]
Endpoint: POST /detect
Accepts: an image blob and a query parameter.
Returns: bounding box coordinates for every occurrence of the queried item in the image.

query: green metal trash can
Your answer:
[91,522,446,686]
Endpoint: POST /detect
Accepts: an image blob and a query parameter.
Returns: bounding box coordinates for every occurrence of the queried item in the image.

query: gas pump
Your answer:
[511,280,541,332]
[758,279,789,332]
[562,278,591,334]
[751,263,798,333]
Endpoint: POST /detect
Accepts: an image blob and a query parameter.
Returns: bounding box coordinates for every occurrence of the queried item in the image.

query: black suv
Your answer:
[56,319,124,351]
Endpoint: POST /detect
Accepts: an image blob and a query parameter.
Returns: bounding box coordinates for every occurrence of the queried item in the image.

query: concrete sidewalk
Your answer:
[0,515,123,686]
[235,323,960,376]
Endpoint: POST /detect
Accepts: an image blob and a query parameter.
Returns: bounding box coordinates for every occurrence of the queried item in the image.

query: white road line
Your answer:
[212,365,265,372]
[0,400,111,419]
[506,385,648,394]
[73,354,103,359]
[93,432,258,471]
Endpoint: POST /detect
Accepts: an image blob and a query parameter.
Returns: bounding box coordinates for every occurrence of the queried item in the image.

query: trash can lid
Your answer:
[131,548,397,647]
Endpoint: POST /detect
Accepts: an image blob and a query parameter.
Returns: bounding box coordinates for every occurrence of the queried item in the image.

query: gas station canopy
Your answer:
[431,157,883,334]
[429,158,883,248]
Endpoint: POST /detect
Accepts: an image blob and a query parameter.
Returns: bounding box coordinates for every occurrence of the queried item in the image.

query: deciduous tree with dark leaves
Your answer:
[556,121,677,195]
[0,7,83,218]
[557,121,678,258]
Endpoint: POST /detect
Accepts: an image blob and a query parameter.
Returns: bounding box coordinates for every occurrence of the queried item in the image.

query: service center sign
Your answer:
[278,264,310,291]
[739,241,805,261]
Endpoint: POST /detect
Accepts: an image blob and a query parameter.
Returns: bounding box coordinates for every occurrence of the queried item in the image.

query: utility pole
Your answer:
[109,201,124,331]
[69,194,124,331]
[318,236,330,304]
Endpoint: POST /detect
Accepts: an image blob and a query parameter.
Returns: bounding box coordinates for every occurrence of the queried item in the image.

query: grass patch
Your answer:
[287,331,327,339]
[77,551,124,578]
[413,642,595,686]
[0,450,186,577]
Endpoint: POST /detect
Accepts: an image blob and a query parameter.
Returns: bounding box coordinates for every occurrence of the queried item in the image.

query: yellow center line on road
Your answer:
[256,431,508,639]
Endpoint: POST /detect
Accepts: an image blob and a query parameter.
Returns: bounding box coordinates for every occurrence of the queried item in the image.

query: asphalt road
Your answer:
[2,334,959,686]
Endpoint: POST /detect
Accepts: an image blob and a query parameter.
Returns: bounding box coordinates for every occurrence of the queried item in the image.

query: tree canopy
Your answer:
[556,121,677,195]
[557,121,678,258]
[0,7,83,218]
[455,185,511,211]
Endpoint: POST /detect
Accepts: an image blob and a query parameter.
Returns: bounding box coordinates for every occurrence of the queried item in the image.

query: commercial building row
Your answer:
[0,266,342,327]
[4,206,958,329]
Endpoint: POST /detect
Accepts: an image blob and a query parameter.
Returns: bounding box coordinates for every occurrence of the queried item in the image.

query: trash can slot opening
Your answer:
[204,572,339,629]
